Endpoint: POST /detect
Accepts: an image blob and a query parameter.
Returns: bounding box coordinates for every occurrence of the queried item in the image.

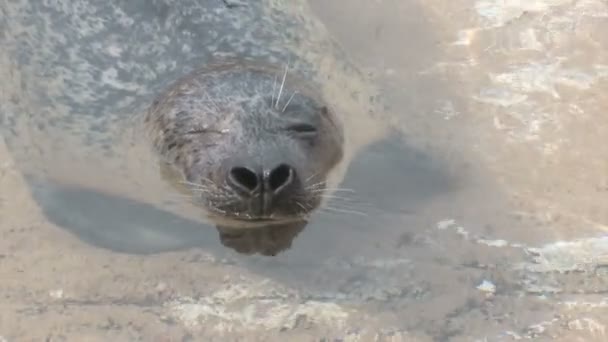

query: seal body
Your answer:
[0,0,385,232]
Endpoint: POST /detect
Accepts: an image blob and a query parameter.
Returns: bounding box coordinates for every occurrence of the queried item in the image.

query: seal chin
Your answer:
[216,220,308,256]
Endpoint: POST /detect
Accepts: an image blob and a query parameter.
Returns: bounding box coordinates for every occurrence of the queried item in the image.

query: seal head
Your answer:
[146,62,344,228]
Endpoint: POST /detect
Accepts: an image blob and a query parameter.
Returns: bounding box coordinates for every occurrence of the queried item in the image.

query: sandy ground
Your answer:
[2,0,608,341]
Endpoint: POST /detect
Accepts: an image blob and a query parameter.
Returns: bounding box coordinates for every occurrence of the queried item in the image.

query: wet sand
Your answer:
[2,0,608,341]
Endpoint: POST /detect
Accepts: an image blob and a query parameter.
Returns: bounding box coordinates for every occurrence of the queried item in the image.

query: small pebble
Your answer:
[476,280,496,294]
[156,282,168,293]
[49,289,64,299]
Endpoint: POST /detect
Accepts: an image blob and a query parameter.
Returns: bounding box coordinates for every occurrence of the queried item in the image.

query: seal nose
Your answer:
[228,166,260,194]
[227,163,296,196]
[267,163,295,195]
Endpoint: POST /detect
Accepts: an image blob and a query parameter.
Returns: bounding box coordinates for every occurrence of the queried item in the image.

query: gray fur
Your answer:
[1,0,341,145]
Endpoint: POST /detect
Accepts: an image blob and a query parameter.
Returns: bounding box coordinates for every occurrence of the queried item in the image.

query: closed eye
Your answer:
[186,129,212,135]
[287,123,317,134]
[185,127,225,135]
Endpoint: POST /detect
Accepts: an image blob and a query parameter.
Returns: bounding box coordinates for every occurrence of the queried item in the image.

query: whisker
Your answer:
[325,201,377,213]
[179,180,201,186]
[271,74,278,106]
[179,180,211,190]
[316,194,371,208]
[317,194,359,202]
[321,206,369,217]
[305,181,339,191]
[181,186,209,192]
[188,189,212,196]
[275,60,289,108]
[305,182,326,190]
[295,202,307,211]
[308,188,356,193]
[305,173,320,183]
[197,178,216,185]
[180,177,216,186]
[281,91,298,112]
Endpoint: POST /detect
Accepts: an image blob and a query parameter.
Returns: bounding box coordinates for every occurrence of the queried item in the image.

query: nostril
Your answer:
[268,164,294,192]
[228,166,260,193]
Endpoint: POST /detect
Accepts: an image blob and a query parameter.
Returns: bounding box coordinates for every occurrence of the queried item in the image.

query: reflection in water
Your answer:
[216,222,307,256]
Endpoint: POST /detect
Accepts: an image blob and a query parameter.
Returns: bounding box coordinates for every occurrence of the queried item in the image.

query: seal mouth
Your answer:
[247,217,276,222]
[208,210,309,229]
[232,215,295,225]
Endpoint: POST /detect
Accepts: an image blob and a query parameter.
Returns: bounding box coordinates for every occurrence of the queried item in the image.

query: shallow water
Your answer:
[1,0,608,341]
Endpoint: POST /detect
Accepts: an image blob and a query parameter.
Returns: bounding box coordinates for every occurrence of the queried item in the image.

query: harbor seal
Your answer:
[0,0,387,251]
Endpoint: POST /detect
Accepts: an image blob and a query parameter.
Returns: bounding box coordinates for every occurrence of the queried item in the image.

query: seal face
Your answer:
[146,62,344,228]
